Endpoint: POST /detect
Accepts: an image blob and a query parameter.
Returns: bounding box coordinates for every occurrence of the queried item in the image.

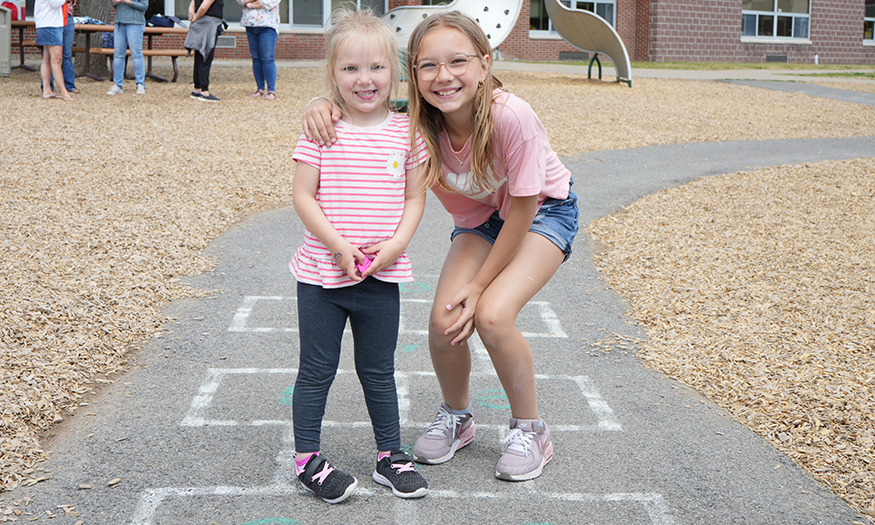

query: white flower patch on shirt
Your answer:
[386,152,406,177]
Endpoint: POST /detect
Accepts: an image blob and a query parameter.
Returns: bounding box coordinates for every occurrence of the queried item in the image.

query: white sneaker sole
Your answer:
[372,472,428,499]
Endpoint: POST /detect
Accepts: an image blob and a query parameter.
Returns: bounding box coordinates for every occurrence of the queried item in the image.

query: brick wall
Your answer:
[647,0,875,64]
[15,0,874,65]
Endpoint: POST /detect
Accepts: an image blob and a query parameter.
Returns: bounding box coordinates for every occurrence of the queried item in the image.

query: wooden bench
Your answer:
[89,47,188,82]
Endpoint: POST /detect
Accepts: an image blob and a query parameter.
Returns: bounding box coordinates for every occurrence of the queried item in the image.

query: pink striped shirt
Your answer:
[290,112,427,288]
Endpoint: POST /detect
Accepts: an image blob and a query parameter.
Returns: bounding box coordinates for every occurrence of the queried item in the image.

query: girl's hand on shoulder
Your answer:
[302,98,341,147]
[444,283,483,345]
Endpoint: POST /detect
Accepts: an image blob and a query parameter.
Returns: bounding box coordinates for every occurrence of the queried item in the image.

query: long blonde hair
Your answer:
[324,7,400,119]
[406,11,504,193]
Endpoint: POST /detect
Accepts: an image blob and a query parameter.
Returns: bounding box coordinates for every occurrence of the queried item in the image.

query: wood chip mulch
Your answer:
[1,63,873,519]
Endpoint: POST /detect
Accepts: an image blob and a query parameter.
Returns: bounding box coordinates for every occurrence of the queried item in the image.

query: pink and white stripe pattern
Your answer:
[290,112,426,288]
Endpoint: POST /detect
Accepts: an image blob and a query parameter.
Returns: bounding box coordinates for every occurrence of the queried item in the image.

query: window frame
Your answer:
[164,0,385,31]
[741,0,811,42]
[529,0,616,39]
[865,0,875,43]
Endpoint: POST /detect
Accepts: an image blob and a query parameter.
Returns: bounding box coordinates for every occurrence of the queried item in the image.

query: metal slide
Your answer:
[544,0,632,86]
[382,0,522,52]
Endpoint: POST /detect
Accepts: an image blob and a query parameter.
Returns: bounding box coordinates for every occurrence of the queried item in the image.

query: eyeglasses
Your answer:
[413,54,479,81]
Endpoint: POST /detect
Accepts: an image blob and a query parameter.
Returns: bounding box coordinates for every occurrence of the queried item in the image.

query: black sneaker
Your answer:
[190,91,202,100]
[372,450,428,498]
[297,454,357,504]
[197,93,220,102]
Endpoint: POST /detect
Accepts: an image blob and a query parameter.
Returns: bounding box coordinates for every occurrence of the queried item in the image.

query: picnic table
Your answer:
[11,20,189,82]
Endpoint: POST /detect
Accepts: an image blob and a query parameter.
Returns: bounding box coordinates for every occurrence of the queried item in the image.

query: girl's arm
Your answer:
[361,165,427,275]
[292,161,366,280]
[444,194,539,345]
[302,98,342,147]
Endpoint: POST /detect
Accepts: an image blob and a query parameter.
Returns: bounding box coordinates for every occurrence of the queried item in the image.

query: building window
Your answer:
[742,0,810,39]
[866,0,875,41]
[531,0,615,34]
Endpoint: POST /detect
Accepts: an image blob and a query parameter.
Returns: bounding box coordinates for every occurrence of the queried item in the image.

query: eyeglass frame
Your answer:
[412,54,481,80]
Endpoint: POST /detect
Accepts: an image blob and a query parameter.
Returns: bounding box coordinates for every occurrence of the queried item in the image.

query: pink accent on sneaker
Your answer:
[494,418,553,481]
[294,452,319,476]
[310,462,335,485]
[413,403,476,464]
[378,452,391,461]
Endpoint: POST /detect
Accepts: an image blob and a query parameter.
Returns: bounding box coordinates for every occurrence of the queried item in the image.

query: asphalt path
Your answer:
[3,83,874,525]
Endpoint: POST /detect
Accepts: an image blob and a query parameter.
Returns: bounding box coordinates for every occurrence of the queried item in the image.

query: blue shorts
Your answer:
[36,27,64,46]
[450,180,580,262]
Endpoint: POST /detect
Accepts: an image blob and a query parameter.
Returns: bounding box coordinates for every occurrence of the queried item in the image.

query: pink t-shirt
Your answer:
[431,90,572,228]
[290,112,427,288]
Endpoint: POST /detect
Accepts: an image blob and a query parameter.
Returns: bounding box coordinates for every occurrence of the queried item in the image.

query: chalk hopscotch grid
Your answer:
[227,296,567,338]
[127,295,677,525]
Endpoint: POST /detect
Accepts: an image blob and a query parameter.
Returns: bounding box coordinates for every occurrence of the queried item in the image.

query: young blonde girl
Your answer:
[290,7,428,503]
[303,11,579,482]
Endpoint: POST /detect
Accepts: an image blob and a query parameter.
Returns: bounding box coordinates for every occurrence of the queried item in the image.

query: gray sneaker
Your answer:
[494,418,553,481]
[413,403,475,464]
[136,84,146,95]
[106,84,123,95]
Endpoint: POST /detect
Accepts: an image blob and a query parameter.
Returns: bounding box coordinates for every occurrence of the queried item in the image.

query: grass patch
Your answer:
[794,71,875,79]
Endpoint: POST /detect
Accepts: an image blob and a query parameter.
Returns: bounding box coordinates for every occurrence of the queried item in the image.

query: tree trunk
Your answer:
[73,0,113,76]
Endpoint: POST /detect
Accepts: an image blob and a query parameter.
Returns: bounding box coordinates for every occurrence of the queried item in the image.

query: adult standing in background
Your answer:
[59,0,79,93]
[238,0,279,100]
[35,0,72,100]
[106,0,148,95]
[185,0,224,102]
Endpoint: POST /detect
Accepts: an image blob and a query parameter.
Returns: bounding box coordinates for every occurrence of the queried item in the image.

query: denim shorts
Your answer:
[450,180,580,262]
[36,27,64,46]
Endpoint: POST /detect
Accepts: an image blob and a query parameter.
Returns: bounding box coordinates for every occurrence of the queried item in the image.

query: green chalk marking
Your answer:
[277,386,294,405]
[473,388,510,410]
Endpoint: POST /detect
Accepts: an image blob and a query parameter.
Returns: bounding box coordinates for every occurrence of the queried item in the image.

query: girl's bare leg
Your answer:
[428,233,493,410]
[48,46,71,100]
[474,232,565,420]
[40,47,54,98]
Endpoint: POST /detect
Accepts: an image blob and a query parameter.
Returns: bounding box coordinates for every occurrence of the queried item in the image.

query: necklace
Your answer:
[450,146,466,167]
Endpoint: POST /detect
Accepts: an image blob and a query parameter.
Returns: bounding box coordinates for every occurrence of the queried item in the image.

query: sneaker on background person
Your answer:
[372,450,428,498]
[106,84,123,95]
[413,402,475,464]
[136,84,145,95]
[296,453,357,504]
[494,418,553,481]
[197,92,220,102]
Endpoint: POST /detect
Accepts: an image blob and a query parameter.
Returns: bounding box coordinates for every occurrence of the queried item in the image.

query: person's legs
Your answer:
[348,278,401,453]
[40,46,54,97]
[245,27,264,92]
[427,233,493,411]
[126,23,146,87]
[61,15,76,91]
[112,24,127,88]
[474,232,565,420]
[192,51,203,92]
[47,45,70,99]
[292,282,348,454]
[259,27,277,93]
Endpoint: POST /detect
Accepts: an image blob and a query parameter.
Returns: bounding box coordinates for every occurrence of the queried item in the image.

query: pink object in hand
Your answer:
[355,256,374,276]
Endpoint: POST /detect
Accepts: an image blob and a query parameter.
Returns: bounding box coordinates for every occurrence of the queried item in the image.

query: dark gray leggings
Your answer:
[293,279,401,453]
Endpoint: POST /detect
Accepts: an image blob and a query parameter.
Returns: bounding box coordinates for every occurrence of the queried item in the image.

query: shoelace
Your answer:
[501,428,534,456]
[425,407,460,436]
[391,461,418,473]
[311,463,335,485]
